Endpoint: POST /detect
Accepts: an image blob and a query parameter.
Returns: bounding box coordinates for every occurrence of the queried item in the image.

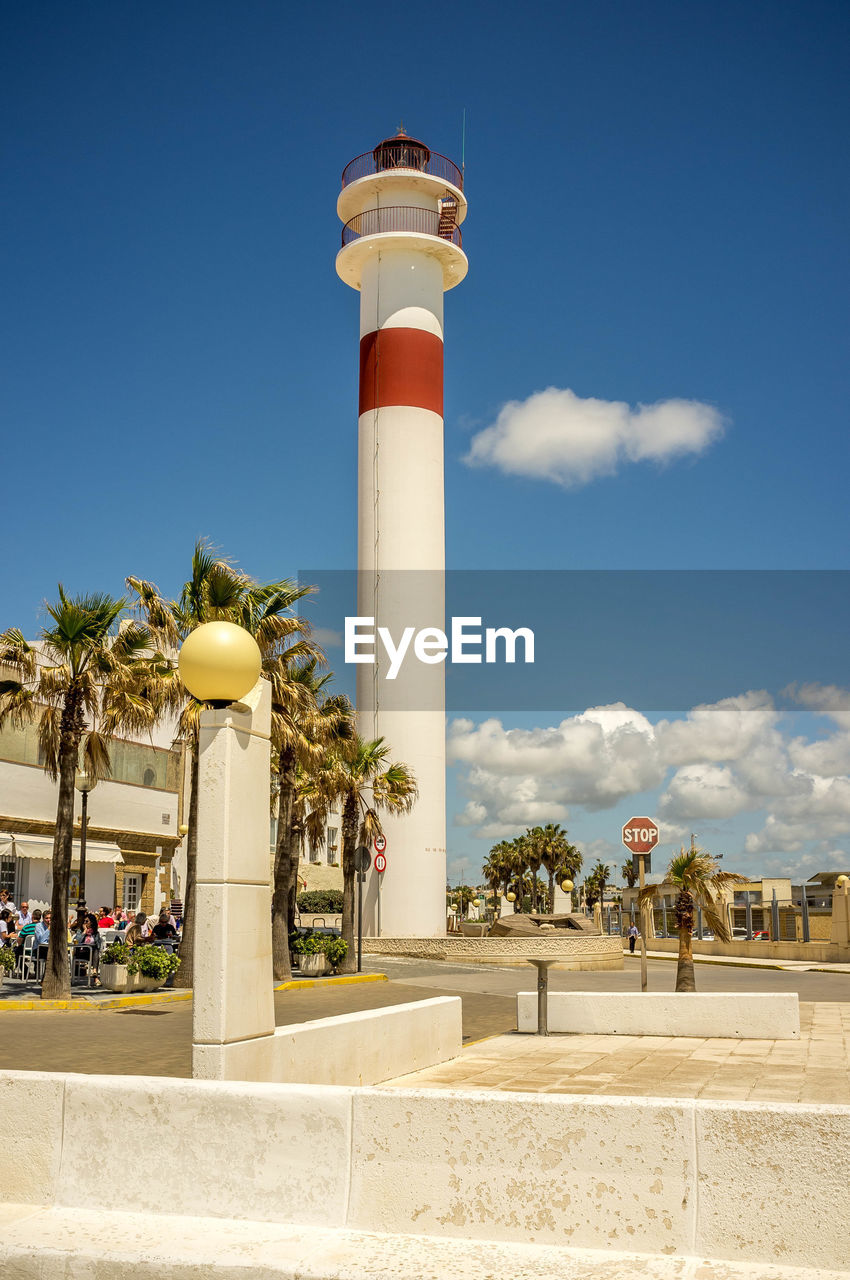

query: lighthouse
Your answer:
[336,130,468,937]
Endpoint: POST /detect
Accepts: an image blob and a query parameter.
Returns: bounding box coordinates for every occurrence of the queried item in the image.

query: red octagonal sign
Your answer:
[622,817,659,854]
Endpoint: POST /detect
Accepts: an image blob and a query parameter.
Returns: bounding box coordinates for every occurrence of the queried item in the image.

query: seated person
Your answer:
[0,908,15,947]
[34,910,50,950]
[151,910,178,950]
[97,907,115,928]
[122,913,148,948]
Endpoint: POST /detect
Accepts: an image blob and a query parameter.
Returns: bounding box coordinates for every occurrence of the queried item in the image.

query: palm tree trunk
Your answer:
[676,925,696,991]
[339,791,358,974]
[271,746,295,981]
[43,696,82,1000]
[285,818,302,936]
[548,868,555,913]
[177,740,199,989]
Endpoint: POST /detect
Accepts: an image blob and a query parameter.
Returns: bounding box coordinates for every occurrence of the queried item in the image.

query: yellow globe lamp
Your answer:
[837,875,850,888]
[178,824,189,837]
[179,622,262,707]
[506,891,516,903]
[560,879,574,893]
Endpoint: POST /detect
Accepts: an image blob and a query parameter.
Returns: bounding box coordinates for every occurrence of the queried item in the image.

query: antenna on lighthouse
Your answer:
[461,107,467,177]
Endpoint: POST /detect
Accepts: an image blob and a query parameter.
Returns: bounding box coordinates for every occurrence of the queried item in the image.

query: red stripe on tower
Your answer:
[359,328,443,416]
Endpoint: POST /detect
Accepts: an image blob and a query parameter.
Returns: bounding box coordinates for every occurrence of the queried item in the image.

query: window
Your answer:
[123,875,141,913]
[326,827,338,861]
[309,845,320,864]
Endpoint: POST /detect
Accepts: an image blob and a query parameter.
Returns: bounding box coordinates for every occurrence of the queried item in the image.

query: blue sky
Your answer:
[4,2,849,883]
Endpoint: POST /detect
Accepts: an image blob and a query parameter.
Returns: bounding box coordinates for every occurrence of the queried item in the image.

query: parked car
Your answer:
[753,930,770,941]
[692,929,715,940]
[731,927,748,940]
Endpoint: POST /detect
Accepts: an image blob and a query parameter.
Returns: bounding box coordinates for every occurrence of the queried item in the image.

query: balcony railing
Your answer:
[342,147,463,191]
[341,206,462,249]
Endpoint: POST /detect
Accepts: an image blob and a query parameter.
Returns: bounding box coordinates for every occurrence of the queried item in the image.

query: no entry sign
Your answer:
[373,833,387,854]
[374,852,387,873]
[622,818,659,854]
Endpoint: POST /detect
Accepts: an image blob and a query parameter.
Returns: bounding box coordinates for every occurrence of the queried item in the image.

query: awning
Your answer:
[11,834,123,865]
[0,833,14,856]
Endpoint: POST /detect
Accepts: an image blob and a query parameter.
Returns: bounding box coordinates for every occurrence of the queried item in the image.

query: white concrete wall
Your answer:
[1,1070,847,1272]
[0,760,177,836]
[195,996,462,1085]
[517,991,801,1039]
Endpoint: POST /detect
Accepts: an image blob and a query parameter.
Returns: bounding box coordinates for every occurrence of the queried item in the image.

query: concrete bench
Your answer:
[517,991,801,1038]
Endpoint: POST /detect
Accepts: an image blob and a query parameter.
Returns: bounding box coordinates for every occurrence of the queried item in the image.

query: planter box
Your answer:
[128,972,162,993]
[298,953,329,976]
[99,963,129,993]
[516,991,801,1039]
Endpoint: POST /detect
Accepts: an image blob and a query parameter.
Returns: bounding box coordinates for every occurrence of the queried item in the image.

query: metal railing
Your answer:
[341,206,462,249]
[342,147,463,190]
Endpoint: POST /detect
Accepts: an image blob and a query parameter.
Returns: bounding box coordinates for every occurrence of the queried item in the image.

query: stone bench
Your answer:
[516,991,801,1038]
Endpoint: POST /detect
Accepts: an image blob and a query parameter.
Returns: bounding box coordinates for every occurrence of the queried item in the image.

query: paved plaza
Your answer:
[0,955,848,1103]
[383,1001,850,1103]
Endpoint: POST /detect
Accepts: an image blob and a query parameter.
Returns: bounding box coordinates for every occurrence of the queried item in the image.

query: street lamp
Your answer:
[74,771,97,911]
[178,621,262,707]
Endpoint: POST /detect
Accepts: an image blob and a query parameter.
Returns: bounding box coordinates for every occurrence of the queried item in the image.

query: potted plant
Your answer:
[127,944,178,992]
[322,936,348,974]
[292,932,330,976]
[0,947,15,985]
[100,940,131,992]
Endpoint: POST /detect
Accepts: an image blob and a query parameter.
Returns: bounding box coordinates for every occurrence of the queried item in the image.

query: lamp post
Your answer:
[178,621,273,1081]
[74,771,97,912]
[560,879,574,913]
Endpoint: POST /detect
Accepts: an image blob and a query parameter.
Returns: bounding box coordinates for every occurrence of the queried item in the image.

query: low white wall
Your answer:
[646,936,850,964]
[193,997,462,1084]
[363,935,623,969]
[0,1070,847,1272]
[517,991,801,1039]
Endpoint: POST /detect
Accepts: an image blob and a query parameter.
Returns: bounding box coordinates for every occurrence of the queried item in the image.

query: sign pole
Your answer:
[638,852,648,993]
[357,868,363,973]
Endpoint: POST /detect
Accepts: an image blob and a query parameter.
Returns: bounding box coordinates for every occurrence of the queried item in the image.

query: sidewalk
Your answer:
[382,1001,850,1104]
[627,947,850,973]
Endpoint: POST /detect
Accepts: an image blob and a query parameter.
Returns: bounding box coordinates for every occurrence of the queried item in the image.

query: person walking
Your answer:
[628,923,639,954]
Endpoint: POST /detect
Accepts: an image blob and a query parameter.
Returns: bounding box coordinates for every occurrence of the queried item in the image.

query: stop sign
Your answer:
[622,818,659,854]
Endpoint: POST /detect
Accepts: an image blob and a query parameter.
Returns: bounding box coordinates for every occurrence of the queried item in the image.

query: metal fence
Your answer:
[342,147,463,190]
[341,206,462,248]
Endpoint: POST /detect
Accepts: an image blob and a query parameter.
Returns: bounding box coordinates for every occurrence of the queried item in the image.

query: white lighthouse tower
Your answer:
[336,130,468,937]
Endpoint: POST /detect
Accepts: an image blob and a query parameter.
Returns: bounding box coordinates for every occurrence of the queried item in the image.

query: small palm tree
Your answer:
[639,845,747,991]
[321,734,416,973]
[621,860,638,889]
[0,590,173,998]
[585,860,610,909]
[532,824,582,912]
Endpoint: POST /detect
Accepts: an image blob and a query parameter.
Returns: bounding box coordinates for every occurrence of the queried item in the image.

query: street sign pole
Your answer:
[622,817,659,994]
[638,852,648,992]
[357,868,363,973]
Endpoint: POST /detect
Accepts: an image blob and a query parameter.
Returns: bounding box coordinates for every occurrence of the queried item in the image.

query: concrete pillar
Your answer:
[192,679,274,1079]
[830,884,850,947]
[500,895,515,916]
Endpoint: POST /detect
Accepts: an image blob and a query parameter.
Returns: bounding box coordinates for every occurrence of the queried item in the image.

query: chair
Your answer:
[72,943,98,986]
[17,936,37,981]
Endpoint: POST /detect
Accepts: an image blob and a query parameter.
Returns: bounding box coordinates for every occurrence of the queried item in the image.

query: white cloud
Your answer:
[449,688,850,866]
[463,387,725,488]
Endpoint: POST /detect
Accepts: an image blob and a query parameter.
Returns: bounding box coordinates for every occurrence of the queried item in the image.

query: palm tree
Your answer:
[532,824,582,912]
[639,844,747,991]
[482,841,513,915]
[321,734,416,973]
[522,831,543,912]
[128,541,317,986]
[0,590,173,998]
[621,860,638,889]
[585,860,611,909]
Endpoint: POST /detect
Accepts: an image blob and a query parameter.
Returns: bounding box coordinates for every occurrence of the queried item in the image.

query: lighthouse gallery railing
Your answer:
[341,206,462,249]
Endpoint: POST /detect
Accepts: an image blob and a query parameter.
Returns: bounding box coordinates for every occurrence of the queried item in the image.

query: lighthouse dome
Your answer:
[372,130,431,173]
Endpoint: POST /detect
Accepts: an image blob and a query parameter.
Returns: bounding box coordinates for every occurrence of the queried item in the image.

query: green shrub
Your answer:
[297,890,343,914]
[323,937,348,973]
[102,940,130,966]
[290,932,348,972]
[128,945,180,981]
[0,948,15,973]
